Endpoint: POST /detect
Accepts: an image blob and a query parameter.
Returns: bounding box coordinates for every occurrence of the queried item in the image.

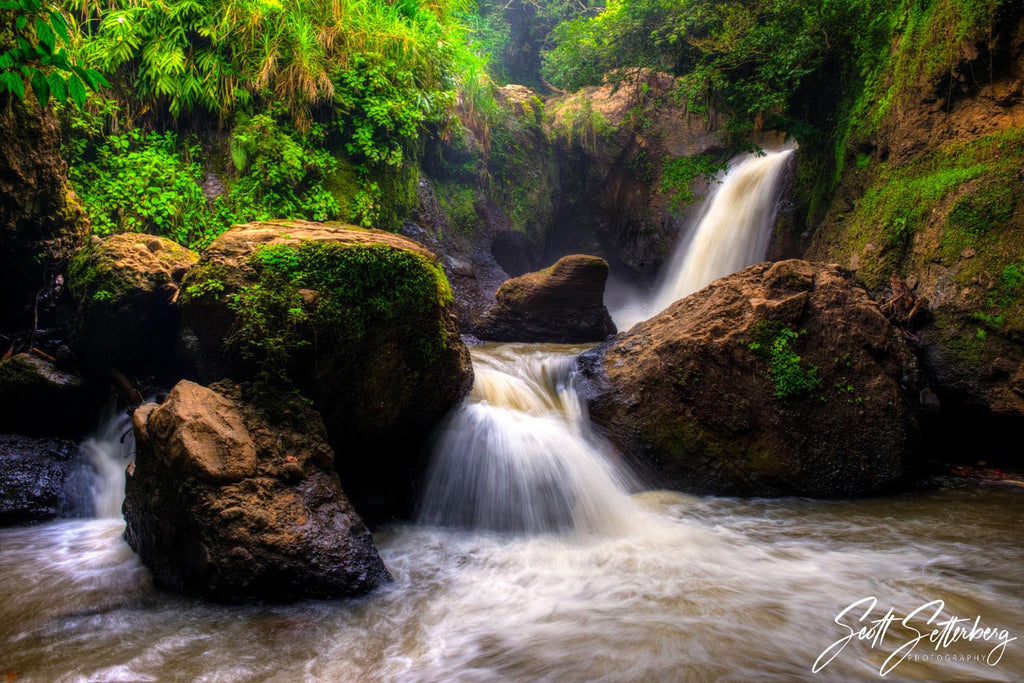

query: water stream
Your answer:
[1,144,1020,680]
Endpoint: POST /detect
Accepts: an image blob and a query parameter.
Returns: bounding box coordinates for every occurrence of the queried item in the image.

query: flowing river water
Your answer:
[2,150,1022,681]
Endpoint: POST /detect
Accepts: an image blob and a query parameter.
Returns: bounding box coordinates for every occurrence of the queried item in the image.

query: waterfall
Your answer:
[418,344,640,534]
[61,406,137,519]
[651,146,795,314]
[610,144,795,330]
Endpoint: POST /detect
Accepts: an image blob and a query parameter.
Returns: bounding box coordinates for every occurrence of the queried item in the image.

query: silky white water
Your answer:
[0,348,1022,680]
[611,145,796,330]
[418,344,641,534]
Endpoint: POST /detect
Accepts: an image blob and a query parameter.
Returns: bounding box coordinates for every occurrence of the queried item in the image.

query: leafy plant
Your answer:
[0,0,106,106]
[661,154,728,210]
[749,323,822,399]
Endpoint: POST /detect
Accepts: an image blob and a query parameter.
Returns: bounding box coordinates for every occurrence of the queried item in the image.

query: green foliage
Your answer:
[0,0,106,107]
[473,0,603,87]
[660,154,727,211]
[66,127,227,248]
[544,0,886,139]
[229,113,341,223]
[228,241,453,385]
[64,0,473,163]
[548,95,613,151]
[748,323,821,399]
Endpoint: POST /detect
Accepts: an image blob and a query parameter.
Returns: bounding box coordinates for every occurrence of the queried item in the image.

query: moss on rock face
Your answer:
[0,96,88,328]
[179,221,473,519]
[66,233,198,382]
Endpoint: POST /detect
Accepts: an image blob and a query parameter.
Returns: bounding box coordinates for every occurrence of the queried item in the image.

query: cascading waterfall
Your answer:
[418,344,641,534]
[651,145,795,314]
[61,406,137,519]
[611,144,796,330]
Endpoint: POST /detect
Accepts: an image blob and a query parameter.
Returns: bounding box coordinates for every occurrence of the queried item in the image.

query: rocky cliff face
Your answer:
[546,71,727,284]
[804,2,1024,461]
[0,96,88,330]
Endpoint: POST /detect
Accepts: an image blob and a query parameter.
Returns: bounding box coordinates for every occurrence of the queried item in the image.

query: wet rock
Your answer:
[66,233,198,383]
[124,380,391,601]
[178,221,473,519]
[476,255,618,343]
[0,353,96,437]
[0,434,79,526]
[578,260,919,497]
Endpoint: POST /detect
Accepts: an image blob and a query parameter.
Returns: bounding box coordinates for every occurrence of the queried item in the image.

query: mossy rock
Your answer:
[578,260,920,497]
[0,96,88,328]
[0,353,96,437]
[66,233,198,382]
[178,221,473,519]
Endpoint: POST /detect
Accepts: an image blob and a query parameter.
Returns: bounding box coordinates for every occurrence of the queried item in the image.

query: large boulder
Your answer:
[124,380,391,601]
[67,233,198,383]
[178,221,473,518]
[0,434,80,525]
[578,260,921,497]
[476,255,618,343]
[0,96,88,329]
[0,353,96,437]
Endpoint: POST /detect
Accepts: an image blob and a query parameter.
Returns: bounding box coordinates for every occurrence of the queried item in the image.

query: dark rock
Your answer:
[0,96,88,329]
[66,233,198,383]
[578,260,919,497]
[0,353,96,437]
[124,379,391,602]
[546,71,727,283]
[476,255,618,343]
[0,434,79,525]
[178,221,473,519]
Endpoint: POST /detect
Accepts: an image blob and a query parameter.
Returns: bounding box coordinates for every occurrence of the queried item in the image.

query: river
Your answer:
[1,343,1021,682]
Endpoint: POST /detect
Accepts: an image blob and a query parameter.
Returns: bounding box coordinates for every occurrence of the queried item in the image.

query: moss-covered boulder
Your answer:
[0,96,88,329]
[178,221,473,518]
[0,353,96,437]
[578,260,920,497]
[125,380,390,601]
[67,234,198,383]
[476,254,617,343]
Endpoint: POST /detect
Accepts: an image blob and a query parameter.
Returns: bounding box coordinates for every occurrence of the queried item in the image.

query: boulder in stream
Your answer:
[578,260,920,497]
[66,233,198,383]
[475,254,617,343]
[124,379,390,601]
[178,221,473,519]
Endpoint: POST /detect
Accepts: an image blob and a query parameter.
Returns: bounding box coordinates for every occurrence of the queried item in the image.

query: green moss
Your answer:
[660,154,728,212]
[435,181,478,235]
[229,240,453,385]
